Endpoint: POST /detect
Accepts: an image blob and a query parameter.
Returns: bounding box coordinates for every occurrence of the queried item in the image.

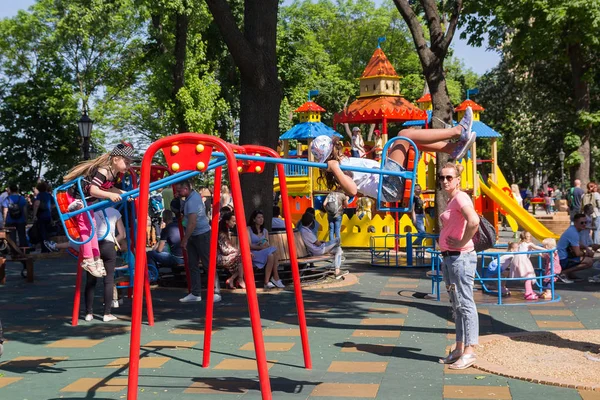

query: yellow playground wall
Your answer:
[313,211,432,248]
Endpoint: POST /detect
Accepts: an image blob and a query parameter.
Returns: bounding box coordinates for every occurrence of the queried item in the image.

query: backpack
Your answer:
[7,196,23,219]
[472,217,496,252]
[580,193,600,217]
[150,196,164,218]
[325,192,343,217]
[567,187,576,209]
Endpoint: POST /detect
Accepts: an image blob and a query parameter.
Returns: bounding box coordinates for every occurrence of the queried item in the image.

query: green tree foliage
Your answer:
[0,63,80,187]
[476,56,574,187]
[463,0,600,183]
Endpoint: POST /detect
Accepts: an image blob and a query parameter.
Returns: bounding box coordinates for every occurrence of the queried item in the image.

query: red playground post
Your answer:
[126,134,273,400]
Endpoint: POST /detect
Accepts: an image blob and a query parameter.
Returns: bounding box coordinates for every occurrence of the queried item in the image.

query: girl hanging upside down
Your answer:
[311,106,475,202]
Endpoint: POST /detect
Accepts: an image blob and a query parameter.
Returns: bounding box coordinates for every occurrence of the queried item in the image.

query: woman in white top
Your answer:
[85,207,126,322]
[219,184,233,211]
[311,107,476,203]
[511,184,523,207]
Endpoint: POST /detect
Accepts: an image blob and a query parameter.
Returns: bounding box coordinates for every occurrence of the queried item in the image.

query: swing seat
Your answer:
[400,146,416,209]
[376,136,419,213]
[56,192,81,240]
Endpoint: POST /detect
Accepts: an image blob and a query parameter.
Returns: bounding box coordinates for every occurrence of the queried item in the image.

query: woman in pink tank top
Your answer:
[437,162,480,370]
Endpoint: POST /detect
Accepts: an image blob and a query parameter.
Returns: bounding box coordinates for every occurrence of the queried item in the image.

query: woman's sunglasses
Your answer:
[438,175,455,182]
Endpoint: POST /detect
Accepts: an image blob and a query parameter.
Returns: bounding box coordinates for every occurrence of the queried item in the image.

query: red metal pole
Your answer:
[202,167,222,368]
[127,142,155,400]
[277,162,312,369]
[143,252,154,326]
[71,252,83,326]
[227,156,272,399]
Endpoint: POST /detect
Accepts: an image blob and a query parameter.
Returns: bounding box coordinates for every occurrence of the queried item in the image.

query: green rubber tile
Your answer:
[504,377,582,400]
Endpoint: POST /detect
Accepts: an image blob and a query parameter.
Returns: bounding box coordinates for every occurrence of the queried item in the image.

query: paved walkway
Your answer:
[0,250,599,399]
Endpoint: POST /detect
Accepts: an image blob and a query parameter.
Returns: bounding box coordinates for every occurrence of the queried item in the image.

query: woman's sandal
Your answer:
[225,278,235,289]
[448,353,477,370]
[438,350,463,364]
[524,292,539,300]
[539,290,552,300]
[237,279,246,289]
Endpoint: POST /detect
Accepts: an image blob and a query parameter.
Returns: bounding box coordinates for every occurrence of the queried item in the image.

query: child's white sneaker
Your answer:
[457,106,473,142]
[95,259,107,277]
[67,199,84,212]
[179,293,202,303]
[84,314,93,322]
[451,128,476,161]
[82,259,103,278]
[103,314,118,322]
[43,240,59,252]
[270,278,285,288]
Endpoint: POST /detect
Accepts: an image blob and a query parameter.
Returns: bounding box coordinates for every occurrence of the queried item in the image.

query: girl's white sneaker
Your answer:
[84,314,93,322]
[270,278,285,288]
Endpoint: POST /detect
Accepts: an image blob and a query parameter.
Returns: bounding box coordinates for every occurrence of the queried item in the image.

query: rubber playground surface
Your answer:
[1,248,600,399]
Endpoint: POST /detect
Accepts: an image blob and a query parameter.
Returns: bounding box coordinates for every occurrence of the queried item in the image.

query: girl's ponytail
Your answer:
[64,153,111,183]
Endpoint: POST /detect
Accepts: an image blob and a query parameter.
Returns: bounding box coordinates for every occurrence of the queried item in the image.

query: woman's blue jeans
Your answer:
[594,216,600,245]
[441,251,479,346]
[328,215,342,241]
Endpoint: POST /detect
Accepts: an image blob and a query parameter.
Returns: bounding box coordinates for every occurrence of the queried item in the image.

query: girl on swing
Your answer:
[311,107,475,201]
[63,143,136,278]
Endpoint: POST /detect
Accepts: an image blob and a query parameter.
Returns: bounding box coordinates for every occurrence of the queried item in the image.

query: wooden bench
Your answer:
[0,229,34,284]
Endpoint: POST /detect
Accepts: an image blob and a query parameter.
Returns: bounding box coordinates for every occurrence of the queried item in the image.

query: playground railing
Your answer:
[274,158,308,177]
[427,247,560,305]
[370,232,439,267]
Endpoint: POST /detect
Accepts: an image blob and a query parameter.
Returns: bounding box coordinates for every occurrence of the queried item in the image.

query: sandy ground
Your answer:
[478,331,600,387]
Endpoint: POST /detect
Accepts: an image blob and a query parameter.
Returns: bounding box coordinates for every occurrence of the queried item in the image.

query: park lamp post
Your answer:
[558,148,565,194]
[89,142,100,160]
[78,111,94,160]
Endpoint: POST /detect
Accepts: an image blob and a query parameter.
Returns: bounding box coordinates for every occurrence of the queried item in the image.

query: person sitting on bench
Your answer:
[147,210,184,272]
[299,212,347,279]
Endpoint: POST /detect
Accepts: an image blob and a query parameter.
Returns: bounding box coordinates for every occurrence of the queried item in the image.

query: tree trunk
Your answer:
[568,43,591,186]
[426,62,454,232]
[238,80,283,226]
[173,11,189,133]
[204,0,282,225]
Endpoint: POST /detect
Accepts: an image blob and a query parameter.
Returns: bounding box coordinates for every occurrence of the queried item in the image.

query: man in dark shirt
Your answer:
[146,210,184,270]
[568,179,585,222]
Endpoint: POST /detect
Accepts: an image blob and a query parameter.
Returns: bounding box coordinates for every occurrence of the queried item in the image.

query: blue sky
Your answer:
[0,0,500,75]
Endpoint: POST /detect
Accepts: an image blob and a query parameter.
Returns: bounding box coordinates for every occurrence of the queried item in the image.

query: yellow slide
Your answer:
[273,176,311,195]
[479,177,559,241]
[495,168,519,232]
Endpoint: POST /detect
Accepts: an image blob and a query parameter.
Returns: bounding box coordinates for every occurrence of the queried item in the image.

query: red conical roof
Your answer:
[361,48,398,78]
[334,96,427,124]
[294,101,326,113]
[454,99,485,112]
[416,93,431,103]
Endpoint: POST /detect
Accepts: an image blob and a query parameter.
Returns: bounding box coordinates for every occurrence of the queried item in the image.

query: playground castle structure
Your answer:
[274,45,561,249]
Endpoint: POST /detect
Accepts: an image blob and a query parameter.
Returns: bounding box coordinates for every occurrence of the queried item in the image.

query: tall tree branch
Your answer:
[393,0,432,66]
[204,0,259,80]
[440,1,462,51]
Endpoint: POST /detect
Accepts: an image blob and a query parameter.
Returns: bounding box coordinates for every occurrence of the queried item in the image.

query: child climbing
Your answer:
[311,107,475,202]
[63,143,136,278]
